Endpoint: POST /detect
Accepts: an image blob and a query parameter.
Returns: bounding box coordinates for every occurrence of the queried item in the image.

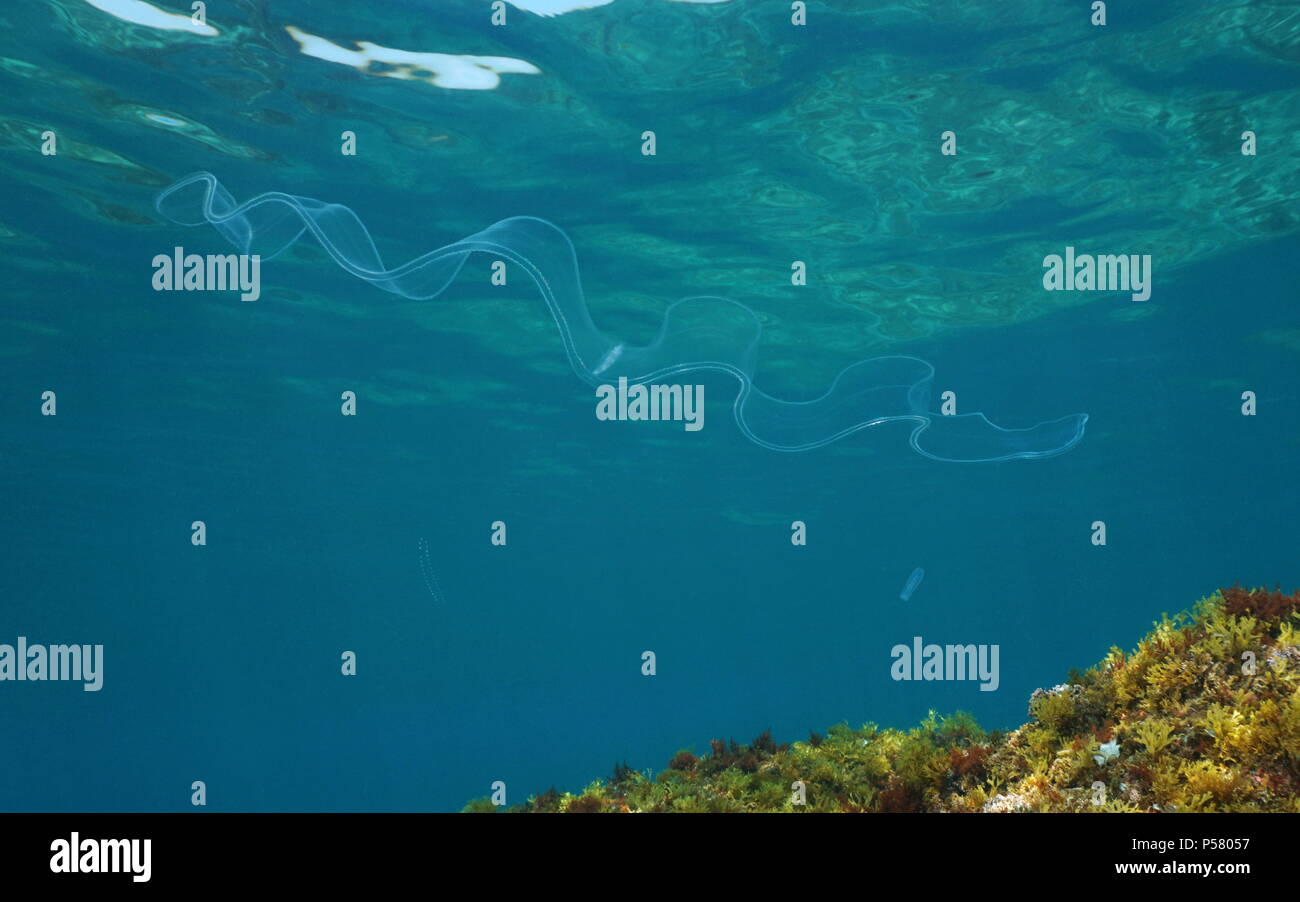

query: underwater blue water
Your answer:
[0,0,1297,811]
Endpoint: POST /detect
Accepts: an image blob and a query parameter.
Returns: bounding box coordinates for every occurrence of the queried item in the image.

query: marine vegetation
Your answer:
[463,585,1300,813]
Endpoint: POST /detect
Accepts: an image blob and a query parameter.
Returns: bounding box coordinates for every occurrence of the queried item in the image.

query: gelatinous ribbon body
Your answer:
[155,172,1087,461]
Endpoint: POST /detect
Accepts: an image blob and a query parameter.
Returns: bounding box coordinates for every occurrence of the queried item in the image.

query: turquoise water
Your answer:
[1,0,1297,811]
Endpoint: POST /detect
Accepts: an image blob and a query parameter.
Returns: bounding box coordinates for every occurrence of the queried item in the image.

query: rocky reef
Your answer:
[464,585,1300,813]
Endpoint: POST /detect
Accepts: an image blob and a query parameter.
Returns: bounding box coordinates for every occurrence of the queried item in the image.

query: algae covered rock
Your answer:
[464,586,1300,813]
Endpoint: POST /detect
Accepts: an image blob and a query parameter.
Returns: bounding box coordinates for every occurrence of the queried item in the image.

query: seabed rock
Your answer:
[465,585,1300,813]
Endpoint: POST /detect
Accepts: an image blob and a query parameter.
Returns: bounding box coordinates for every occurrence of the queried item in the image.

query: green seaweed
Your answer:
[463,586,1300,813]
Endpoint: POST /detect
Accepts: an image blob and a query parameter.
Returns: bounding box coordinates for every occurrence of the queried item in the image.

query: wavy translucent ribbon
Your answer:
[155,172,1087,461]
